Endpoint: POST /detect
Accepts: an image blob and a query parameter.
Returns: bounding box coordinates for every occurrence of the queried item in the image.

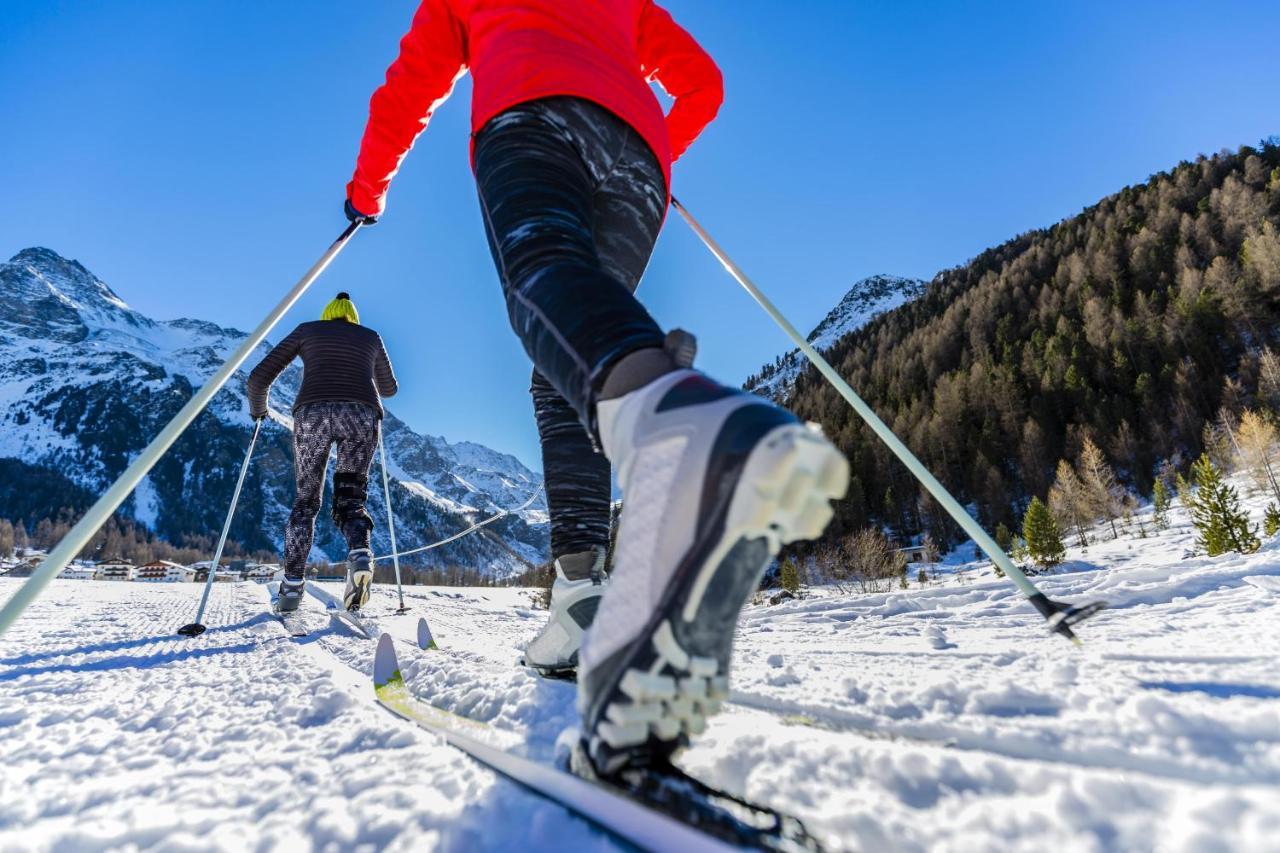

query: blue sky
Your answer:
[3,1,1278,467]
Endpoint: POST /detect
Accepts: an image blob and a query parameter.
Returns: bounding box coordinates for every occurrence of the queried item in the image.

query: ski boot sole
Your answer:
[344,569,373,612]
[585,423,848,775]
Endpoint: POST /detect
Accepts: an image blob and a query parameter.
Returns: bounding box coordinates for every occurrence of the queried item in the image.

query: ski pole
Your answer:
[178,419,263,637]
[0,222,364,640]
[671,197,1105,644]
[377,427,408,614]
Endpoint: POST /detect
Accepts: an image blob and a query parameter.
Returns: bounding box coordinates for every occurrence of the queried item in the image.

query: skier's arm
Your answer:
[346,0,468,218]
[374,336,398,398]
[638,2,724,162]
[246,328,301,419]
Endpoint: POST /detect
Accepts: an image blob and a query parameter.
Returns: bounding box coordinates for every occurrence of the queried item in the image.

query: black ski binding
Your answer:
[569,743,824,851]
[519,656,578,683]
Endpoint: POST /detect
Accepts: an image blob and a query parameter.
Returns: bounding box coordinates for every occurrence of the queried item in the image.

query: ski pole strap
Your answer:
[0,223,364,639]
[670,198,1103,641]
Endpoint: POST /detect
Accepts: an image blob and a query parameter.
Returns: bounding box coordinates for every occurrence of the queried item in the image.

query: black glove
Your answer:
[344,199,379,226]
[251,411,267,422]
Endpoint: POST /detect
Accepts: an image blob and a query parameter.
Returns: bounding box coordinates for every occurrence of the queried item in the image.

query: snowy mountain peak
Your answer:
[8,247,132,312]
[2,247,142,342]
[745,273,926,402]
[0,248,548,575]
[806,274,925,351]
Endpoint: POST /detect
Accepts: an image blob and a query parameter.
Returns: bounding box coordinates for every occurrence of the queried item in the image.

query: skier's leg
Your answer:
[281,405,334,609]
[474,99,669,432]
[523,370,612,675]
[523,108,667,674]
[476,98,847,776]
[533,371,613,560]
[333,403,379,610]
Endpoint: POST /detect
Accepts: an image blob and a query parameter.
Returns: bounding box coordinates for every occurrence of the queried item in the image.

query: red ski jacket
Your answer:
[347,0,723,217]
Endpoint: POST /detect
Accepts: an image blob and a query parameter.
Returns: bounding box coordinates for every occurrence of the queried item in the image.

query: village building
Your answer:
[59,562,97,580]
[134,560,192,583]
[896,544,934,565]
[94,560,135,582]
[4,559,41,578]
[243,563,283,582]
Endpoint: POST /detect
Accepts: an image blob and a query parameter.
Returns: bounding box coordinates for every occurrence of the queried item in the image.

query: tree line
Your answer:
[780,139,1280,553]
[1017,403,1275,569]
[0,510,275,566]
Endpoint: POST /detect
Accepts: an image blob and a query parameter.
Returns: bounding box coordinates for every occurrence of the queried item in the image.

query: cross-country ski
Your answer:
[268,580,312,638]
[305,580,375,640]
[372,633,820,851]
[5,1,1280,850]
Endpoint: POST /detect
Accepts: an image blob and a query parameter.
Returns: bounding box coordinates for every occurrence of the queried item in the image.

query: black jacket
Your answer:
[247,320,397,418]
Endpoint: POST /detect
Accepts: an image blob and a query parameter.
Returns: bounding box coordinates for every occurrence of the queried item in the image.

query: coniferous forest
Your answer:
[785,140,1280,550]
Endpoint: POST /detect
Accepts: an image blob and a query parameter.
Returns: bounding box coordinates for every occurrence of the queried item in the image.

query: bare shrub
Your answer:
[812,528,907,594]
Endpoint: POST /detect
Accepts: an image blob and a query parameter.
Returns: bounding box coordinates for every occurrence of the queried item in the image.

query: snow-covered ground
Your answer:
[3,501,1280,851]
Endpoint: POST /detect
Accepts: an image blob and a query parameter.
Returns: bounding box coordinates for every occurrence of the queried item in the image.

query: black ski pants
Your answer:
[474,97,667,561]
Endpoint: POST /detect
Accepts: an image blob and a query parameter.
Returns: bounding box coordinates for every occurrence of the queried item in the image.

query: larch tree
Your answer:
[1233,409,1280,504]
[1201,409,1238,476]
[1258,348,1280,415]
[13,521,29,553]
[1049,459,1092,548]
[1152,478,1173,530]
[1078,438,1124,539]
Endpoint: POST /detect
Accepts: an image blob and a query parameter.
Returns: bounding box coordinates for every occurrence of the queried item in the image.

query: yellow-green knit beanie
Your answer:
[321,292,360,324]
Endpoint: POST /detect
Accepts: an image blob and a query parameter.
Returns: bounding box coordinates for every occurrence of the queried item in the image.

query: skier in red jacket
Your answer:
[346,0,847,777]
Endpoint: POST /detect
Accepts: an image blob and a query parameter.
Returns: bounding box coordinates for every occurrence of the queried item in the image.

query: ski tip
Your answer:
[417,617,437,651]
[374,632,402,689]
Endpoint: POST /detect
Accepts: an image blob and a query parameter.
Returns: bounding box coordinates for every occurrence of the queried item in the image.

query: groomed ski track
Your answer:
[3,497,1280,851]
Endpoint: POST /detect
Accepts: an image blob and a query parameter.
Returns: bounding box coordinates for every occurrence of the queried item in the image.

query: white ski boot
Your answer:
[343,548,373,612]
[524,547,607,679]
[275,576,306,613]
[577,369,848,775]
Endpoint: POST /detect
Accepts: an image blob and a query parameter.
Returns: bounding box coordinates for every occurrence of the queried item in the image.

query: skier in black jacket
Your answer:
[247,292,398,613]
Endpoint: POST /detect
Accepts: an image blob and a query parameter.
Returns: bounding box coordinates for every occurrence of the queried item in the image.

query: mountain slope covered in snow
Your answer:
[0,247,547,575]
[743,274,925,403]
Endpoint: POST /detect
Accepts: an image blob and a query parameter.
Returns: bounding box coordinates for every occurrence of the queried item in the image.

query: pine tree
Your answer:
[1152,478,1172,530]
[779,557,801,595]
[1265,503,1280,537]
[994,522,1014,555]
[1188,454,1260,556]
[1023,497,1066,569]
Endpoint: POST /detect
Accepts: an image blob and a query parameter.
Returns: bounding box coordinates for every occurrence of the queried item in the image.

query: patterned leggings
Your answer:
[284,402,379,579]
